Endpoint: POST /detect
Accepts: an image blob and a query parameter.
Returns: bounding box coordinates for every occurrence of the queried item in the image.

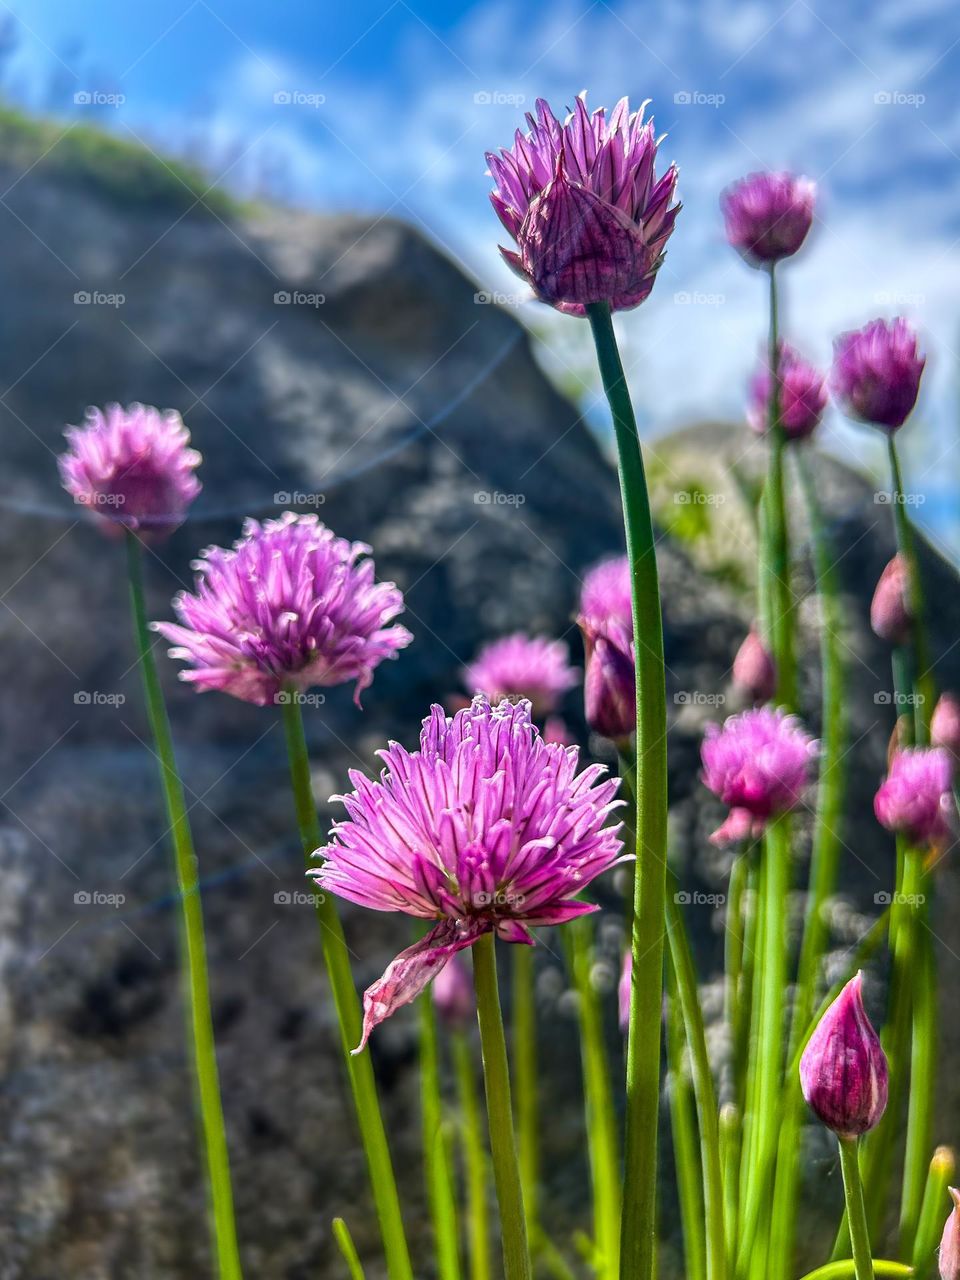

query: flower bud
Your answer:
[618,951,632,1033]
[832,317,925,432]
[932,694,960,765]
[799,972,888,1138]
[579,617,636,744]
[732,628,777,704]
[870,554,912,645]
[940,1186,960,1280]
[720,172,816,266]
[432,956,475,1028]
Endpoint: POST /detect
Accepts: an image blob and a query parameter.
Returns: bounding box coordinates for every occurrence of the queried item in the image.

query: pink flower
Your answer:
[832,318,925,431]
[58,403,201,540]
[720,172,816,266]
[870,555,912,645]
[732,628,777,704]
[310,697,626,1049]
[580,555,633,634]
[464,633,579,719]
[799,972,888,1138]
[579,616,635,743]
[874,747,954,847]
[155,513,412,706]
[487,95,680,315]
[543,716,574,747]
[701,707,818,845]
[747,343,827,442]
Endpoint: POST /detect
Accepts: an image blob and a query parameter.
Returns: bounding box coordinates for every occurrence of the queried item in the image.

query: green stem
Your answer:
[666,890,726,1280]
[125,532,243,1280]
[511,943,540,1252]
[280,696,413,1280]
[719,1104,740,1277]
[911,1146,955,1279]
[452,1030,492,1280]
[899,899,936,1254]
[724,853,747,1100]
[666,975,706,1280]
[333,1219,368,1280]
[421,994,462,1280]
[886,435,935,742]
[472,932,532,1280]
[797,1264,912,1280]
[839,1137,875,1280]
[763,264,796,710]
[586,300,668,1280]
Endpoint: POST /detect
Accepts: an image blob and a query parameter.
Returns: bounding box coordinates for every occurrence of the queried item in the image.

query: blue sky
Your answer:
[6,0,960,552]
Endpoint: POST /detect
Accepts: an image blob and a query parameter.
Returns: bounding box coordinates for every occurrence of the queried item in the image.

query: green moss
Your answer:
[0,103,242,217]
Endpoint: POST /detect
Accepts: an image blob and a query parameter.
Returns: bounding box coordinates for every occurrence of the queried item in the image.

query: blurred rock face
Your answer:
[0,162,957,1277]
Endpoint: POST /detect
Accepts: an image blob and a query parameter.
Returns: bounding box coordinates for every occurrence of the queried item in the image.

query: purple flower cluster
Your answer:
[310,696,626,1048]
[832,318,925,431]
[487,95,680,314]
[59,403,201,540]
[747,343,827,442]
[721,172,816,266]
[874,747,954,847]
[464,633,579,719]
[156,513,412,706]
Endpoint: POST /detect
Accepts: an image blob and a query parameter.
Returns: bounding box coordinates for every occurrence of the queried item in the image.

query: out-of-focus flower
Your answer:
[799,972,888,1138]
[939,1185,960,1280]
[720,172,816,266]
[310,697,626,1049]
[870,554,912,645]
[832,318,925,431]
[747,343,827,442]
[463,633,578,719]
[932,694,960,766]
[580,555,633,634]
[155,513,412,706]
[486,94,680,315]
[432,955,475,1028]
[874,746,954,847]
[701,707,818,845]
[579,616,635,743]
[58,403,201,540]
[543,715,574,746]
[732,628,777,704]
[618,950,632,1033]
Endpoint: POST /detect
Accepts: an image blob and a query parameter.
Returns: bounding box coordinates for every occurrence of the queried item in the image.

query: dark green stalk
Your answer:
[886,435,935,741]
[421,995,462,1280]
[666,971,706,1280]
[511,944,540,1254]
[452,1030,492,1280]
[280,696,413,1280]
[126,532,243,1280]
[585,302,668,1280]
[899,901,936,1254]
[839,1137,875,1280]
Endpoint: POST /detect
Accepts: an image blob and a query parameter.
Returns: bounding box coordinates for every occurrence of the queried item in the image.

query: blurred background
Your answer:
[0,2,958,1277]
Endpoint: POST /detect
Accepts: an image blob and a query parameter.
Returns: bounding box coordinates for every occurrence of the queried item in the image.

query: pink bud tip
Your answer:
[932,694,960,763]
[939,1186,960,1280]
[732,628,778,704]
[799,972,889,1138]
[870,554,912,645]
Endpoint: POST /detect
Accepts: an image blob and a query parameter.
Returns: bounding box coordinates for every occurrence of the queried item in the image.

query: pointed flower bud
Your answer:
[432,955,475,1028]
[799,972,889,1138]
[732,628,778,704]
[720,171,816,266]
[940,1186,960,1280]
[874,746,954,847]
[579,615,636,744]
[870,554,912,645]
[932,694,960,765]
[618,950,632,1033]
[832,317,925,431]
[747,342,827,442]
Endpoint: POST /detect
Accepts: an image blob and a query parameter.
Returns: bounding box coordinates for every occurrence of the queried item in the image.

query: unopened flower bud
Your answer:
[932,694,960,765]
[870,554,912,645]
[580,617,636,744]
[799,971,888,1138]
[939,1185,960,1280]
[732,628,777,704]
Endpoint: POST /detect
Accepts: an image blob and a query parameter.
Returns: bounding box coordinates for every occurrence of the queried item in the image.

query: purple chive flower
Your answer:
[874,747,954,847]
[543,715,574,747]
[486,94,680,315]
[831,318,925,431]
[932,694,960,765]
[579,616,636,743]
[701,707,818,846]
[580,556,633,634]
[732,628,777,705]
[799,972,888,1138]
[939,1186,960,1280]
[619,950,632,1033]
[432,954,475,1028]
[870,554,912,645]
[747,343,828,442]
[155,513,412,707]
[310,696,626,1049]
[58,403,201,540]
[720,172,816,267]
[464,633,579,720]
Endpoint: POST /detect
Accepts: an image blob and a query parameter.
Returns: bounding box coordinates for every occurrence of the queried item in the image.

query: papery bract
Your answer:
[310,696,626,1048]
[874,746,954,847]
[747,343,827,442]
[832,318,925,431]
[799,971,888,1137]
[487,94,679,315]
[464,633,578,719]
[155,512,411,706]
[720,172,815,266]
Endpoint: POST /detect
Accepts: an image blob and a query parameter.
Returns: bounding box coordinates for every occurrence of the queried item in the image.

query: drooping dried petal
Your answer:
[799,972,889,1137]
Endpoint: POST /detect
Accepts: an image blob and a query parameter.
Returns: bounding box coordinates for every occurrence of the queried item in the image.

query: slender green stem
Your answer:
[724,853,747,1095]
[763,264,796,710]
[586,300,668,1280]
[421,993,462,1280]
[797,1264,912,1280]
[452,1030,492,1280]
[839,1137,875,1280]
[567,917,621,1279]
[719,1104,740,1277]
[899,901,936,1254]
[666,890,726,1280]
[472,932,532,1280]
[280,696,413,1280]
[666,969,706,1280]
[125,532,242,1280]
[911,1146,955,1279]
[511,943,540,1253]
[333,1219,368,1280]
[886,435,935,742]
